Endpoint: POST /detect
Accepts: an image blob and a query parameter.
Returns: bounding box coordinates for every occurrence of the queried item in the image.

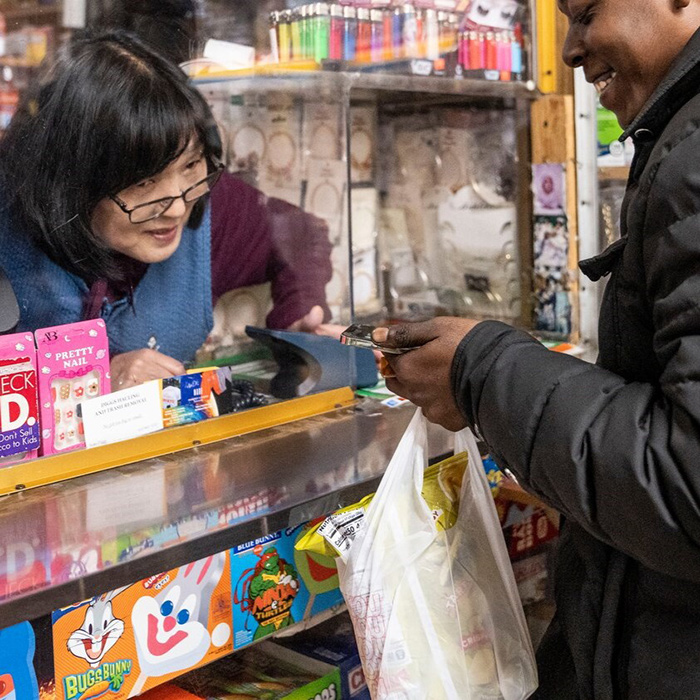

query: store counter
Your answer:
[0,399,450,630]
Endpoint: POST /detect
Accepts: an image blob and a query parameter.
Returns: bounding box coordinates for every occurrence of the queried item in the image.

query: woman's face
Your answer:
[559,0,700,128]
[91,140,208,264]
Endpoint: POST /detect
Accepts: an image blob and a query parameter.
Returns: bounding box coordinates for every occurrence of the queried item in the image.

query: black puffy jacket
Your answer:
[451,29,700,700]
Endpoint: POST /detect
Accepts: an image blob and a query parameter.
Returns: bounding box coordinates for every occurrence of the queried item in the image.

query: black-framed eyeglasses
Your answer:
[110,164,224,224]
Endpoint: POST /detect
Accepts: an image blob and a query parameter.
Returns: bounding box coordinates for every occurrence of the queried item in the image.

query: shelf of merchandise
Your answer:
[0,399,451,630]
[193,68,540,102]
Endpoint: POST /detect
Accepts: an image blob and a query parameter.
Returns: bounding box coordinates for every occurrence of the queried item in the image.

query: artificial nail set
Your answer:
[0,320,112,465]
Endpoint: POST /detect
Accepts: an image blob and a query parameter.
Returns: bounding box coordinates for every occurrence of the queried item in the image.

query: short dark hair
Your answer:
[0,30,220,284]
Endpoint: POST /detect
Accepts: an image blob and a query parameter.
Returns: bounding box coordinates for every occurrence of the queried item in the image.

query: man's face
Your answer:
[559,0,700,127]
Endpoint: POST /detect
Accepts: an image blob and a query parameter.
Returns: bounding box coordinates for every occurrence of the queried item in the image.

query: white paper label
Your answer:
[82,381,164,449]
[318,508,366,558]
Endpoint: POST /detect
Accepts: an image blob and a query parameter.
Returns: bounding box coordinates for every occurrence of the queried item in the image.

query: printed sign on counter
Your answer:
[81,381,164,449]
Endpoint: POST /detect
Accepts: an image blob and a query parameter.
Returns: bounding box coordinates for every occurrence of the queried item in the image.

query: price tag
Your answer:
[318,508,366,559]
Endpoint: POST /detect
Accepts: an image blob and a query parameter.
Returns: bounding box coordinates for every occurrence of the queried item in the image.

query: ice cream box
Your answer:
[230,522,344,650]
[272,611,370,700]
[52,551,233,700]
[177,641,342,700]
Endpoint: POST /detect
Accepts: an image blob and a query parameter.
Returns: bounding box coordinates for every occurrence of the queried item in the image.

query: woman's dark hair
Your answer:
[98,0,199,66]
[0,30,221,284]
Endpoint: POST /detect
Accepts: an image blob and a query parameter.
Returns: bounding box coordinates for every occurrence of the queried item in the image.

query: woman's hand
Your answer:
[110,349,185,390]
[373,317,481,431]
[286,305,325,333]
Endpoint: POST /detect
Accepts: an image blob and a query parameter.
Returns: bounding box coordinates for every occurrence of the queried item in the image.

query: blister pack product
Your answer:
[0,332,40,466]
[35,320,110,455]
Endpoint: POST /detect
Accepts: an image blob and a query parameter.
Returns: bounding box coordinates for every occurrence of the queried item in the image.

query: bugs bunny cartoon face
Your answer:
[131,552,230,679]
[66,589,126,668]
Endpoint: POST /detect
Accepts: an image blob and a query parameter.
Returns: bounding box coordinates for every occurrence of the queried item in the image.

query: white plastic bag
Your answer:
[335,409,538,700]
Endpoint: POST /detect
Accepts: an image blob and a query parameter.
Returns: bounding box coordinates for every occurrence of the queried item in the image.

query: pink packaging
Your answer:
[0,332,40,467]
[35,319,111,455]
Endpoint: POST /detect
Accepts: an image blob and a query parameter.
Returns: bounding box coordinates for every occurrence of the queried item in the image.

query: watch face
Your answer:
[310,182,341,220]
[310,124,337,160]
[232,125,266,161]
[353,270,375,306]
[326,266,347,306]
[351,128,372,168]
[268,132,297,171]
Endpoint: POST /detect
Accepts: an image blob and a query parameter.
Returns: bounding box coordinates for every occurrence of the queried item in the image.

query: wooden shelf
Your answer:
[0,2,60,22]
[598,165,630,181]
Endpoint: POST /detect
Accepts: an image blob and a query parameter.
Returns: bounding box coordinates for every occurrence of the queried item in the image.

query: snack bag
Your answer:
[299,410,538,700]
[35,320,110,455]
[0,332,40,466]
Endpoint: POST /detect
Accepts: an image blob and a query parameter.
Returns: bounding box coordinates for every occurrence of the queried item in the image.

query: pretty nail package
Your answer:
[35,320,111,455]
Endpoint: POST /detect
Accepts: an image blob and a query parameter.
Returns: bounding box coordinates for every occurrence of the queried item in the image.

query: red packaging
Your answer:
[0,332,40,466]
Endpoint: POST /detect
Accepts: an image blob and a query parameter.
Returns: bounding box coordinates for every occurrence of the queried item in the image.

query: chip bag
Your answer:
[298,410,538,700]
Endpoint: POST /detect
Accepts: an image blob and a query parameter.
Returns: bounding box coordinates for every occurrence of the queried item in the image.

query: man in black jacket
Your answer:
[375,0,700,697]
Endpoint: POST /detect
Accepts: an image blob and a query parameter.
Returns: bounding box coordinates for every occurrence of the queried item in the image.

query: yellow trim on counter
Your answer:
[0,387,355,496]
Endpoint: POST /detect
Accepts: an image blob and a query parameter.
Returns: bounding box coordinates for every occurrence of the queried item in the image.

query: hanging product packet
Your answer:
[296,409,538,700]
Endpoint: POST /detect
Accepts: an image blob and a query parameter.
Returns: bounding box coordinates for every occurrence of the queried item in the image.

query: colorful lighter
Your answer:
[314,2,330,63]
[512,27,523,77]
[279,10,291,63]
[485,31,497,70]
[291,9,303,61]
[402,4,418,59]
[459,30,468,69]
[382,10,393,61]
[498,31,512,79]
[478,31,487,69]
[356,8,371,63]
[343,5,357,61]
[304,4,314,60]
[371,9,383,63]
[425,9,439,61]
[329,4,343,60]
[392,6,403,59]
[269,11,280,63]
[469,30,480,69]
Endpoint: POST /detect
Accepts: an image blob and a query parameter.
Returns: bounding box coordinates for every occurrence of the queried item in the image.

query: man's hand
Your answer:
[111,349,185,390]
[373,317,480,431]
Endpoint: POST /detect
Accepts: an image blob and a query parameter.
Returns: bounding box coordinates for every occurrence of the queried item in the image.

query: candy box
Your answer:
[231,523,344,650]
[0,331,40,466]
[177,641,341,700]
[35,320,110,455]
[52,551,233,700]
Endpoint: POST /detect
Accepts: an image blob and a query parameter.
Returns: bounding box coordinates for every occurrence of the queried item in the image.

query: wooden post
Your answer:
[531,94,579,341]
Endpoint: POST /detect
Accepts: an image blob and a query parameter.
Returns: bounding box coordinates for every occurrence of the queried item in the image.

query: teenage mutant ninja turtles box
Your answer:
[230,522,344,650]
[51,551,233,700]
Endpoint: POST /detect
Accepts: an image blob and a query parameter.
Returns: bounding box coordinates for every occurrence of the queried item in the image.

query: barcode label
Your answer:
[318,508,366,556]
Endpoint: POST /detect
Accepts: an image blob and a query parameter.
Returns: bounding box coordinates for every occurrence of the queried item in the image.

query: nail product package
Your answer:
[0,332,40,467]
[35,319,111,455]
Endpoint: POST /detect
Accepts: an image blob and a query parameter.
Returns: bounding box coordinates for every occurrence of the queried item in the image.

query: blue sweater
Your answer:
[0,204,213,364]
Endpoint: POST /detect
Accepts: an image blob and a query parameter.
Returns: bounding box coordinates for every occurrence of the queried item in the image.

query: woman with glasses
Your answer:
[0,31,332,388]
